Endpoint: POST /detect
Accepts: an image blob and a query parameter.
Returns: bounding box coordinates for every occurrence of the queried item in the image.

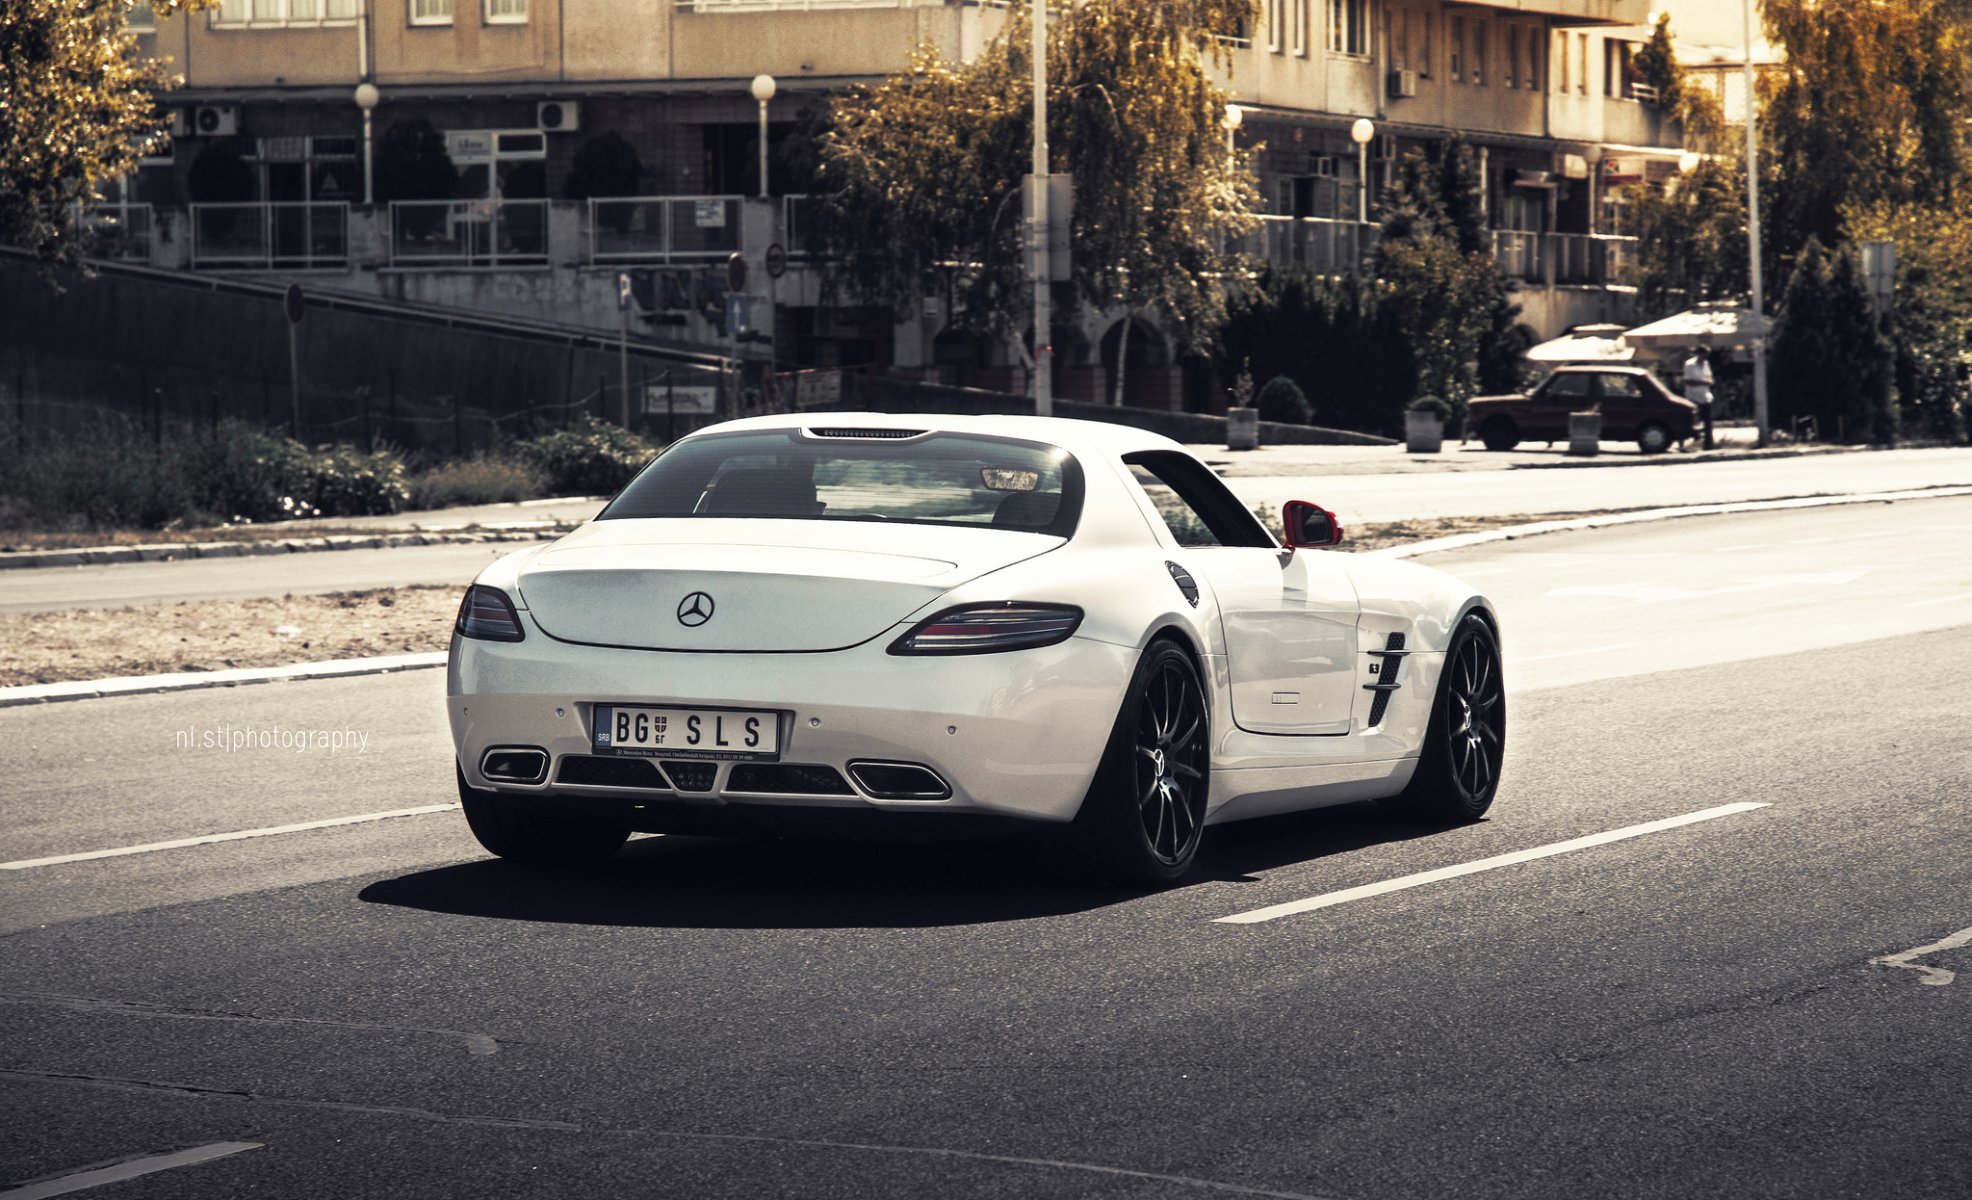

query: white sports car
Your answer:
[448,413,1503,885]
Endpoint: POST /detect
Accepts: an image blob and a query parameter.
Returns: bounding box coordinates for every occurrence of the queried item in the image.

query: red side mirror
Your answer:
[1282,500,1344,549]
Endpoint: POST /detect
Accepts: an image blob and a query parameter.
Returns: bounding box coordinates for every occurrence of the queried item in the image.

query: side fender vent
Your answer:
[1364,631,1409,728]
[1166,561,1200,607]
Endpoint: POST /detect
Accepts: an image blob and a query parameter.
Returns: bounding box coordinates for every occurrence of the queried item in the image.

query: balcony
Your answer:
[1493,230,1638,287]
[1237,216,1380,275]
[388,200,548,268]
[587,196,743,264]
[190,202,350,270]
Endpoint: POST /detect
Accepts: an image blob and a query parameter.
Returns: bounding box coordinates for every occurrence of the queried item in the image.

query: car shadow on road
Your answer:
[356,801,1453,930]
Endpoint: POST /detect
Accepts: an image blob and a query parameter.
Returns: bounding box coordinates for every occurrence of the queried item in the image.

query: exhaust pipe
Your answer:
[847,761,952,800]
[480,746,549,785]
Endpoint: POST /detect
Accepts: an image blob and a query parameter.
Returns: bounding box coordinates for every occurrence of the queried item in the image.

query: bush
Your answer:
[513,417,657,496]
[408,456,543,510]
[184,421,319,523]
[1255,375,1312,425]
[0,416,192,530]
[308,444,409,517]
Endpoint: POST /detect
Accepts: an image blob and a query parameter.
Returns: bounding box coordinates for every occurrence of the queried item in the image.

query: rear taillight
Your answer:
[887,603,1082,656]
[456,585,526,642]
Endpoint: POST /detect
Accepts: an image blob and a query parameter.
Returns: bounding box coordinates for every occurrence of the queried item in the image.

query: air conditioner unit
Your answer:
[536,101,580,134]
[1311,156,1339,179]
[192,105,238,138]
[1387,69,1420,99]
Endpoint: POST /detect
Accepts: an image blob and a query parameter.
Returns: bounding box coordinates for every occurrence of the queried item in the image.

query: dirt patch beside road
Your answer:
[2,587,460,687]
[1,510,1632,687]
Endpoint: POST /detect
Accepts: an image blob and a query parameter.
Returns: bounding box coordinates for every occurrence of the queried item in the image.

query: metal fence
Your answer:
[189,202,349,270]
[1494,230,1638,286]
[588,196,743,264]
[1235,216,1379,274]
[389,199,550,268]
[79,203,154,262]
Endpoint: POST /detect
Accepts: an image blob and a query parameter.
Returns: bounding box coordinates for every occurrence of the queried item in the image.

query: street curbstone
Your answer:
[0,651,452,709]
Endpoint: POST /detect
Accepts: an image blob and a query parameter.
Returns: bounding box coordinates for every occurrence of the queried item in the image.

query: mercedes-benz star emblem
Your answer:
[676,591,715,627]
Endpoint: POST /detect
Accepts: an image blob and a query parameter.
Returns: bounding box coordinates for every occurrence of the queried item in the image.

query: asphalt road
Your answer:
[2,500,1968,1199]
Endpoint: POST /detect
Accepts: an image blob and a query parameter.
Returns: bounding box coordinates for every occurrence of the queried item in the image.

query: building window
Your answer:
[411,0,454,25]
[1395,7,1431,76]
[1449,16,1463,82]
[1267,0,1285,53]
[1577,33,1589,94]
[214,0,356,22]
[484,0,526,20]
[1328,0,1367,58]
[1606,38,1637,99]
[1506,25,1520,88]
[1524,26,1542,91]
[127,1,156,31]
[1292,0,1307,56]
[1471,20,1487,86]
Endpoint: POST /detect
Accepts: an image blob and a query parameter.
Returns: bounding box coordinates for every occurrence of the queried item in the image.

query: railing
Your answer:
[390,199,549,267]
[677,0,907,11]
[587,196,742,264]
[79,203,154,261]
[1493,230,1638,287]
[1236,216,1379,274]
[190,202,349,270]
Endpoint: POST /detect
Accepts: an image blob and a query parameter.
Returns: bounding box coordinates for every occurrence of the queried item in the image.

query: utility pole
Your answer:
[1029,0,1053,417]
[1744,0,1770,447]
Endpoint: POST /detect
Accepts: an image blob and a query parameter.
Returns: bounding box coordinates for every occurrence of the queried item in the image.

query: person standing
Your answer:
[1682,346,1715,450]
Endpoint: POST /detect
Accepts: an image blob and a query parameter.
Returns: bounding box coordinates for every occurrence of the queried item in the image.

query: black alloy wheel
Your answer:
[1071,641,1211,886]
[1386,614,1504,823]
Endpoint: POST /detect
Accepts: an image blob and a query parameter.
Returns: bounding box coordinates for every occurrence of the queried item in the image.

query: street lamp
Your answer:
[1742,0,1770,446]
[1350,118,1375,225]
[750,74,776,200]
[1678,150,1702,174]
[1222,103,1244,159]
[353,82,379,206]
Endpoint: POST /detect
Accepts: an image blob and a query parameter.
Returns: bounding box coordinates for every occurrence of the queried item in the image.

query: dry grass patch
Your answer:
[2,587,460,687]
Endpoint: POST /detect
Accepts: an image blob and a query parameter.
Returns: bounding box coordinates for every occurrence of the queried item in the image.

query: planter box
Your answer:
[1226,406,1259,451]
[1405,410,1445,453]
[1568,410,1602,456]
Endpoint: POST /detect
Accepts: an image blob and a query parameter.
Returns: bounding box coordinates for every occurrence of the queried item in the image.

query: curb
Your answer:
[1369,485,1972,560]
[0,652,448,709]
[1501,444,1857,470]
[0,523,575,571]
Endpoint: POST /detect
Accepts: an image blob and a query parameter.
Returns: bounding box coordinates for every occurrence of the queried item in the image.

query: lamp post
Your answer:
[750,74,776,200]
[1742,0,1769,447]
[354,83,379,206]
[1029,1,1052,417]
[1222,103,1244,160]
[1350,118,1375,225]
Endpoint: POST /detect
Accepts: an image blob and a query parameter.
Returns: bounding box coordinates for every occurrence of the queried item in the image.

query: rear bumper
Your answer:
[447,630,1136,824]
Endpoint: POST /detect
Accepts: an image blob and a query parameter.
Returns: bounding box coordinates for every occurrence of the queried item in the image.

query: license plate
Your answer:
[591,704,782,761]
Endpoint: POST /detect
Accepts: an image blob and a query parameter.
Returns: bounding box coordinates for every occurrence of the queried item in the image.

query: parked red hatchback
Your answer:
[1469,365,1697,454]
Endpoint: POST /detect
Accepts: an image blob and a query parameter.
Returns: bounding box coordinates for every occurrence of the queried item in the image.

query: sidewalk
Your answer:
[1188,423,1809,477]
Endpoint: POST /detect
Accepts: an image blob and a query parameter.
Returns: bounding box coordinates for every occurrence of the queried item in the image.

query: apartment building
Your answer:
[113,0,1679,408]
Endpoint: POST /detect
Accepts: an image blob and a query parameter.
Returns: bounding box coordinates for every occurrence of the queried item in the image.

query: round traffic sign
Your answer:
[282,283,305,325]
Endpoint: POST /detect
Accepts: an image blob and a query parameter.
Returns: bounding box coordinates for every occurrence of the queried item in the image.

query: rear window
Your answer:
[599,429,1084,536]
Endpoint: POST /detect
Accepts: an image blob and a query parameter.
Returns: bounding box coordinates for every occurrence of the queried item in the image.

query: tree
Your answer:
[0,0,209,269]
[564,131,644,200]
[374,118,459,204]
[817,0,1258,382]
[1847,197,1972,443]
[1760,0,1972,270]
[1631,155,1748,318]
[1769,237,1896,444]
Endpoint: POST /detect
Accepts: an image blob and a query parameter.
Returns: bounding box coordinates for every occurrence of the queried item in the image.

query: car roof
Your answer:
[1552,364,1650,376]
[685,411,1194,459]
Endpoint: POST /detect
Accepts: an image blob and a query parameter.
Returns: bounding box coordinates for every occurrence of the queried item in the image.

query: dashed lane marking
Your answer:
[1215,803,1772,925]
[0,1142,261,1199]
[0,805,459,871]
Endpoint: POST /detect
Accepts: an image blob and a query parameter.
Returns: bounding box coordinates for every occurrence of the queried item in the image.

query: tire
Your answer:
[1480,418,1520,452]
[457,766,630,866]
[1067,641,1211,887]
[1636,421,1673,454]
[1385,615,1504,824]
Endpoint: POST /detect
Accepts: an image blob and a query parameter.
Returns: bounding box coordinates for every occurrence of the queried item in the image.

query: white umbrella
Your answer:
[1526,323,1634,365]
[1621,304,1773,351]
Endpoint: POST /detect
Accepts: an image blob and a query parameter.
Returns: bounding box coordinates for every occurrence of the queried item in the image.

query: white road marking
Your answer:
[1215,802,1771,925]
[1871,924,1972,987]
[1904,591,1972,608]
[1514,642,1639,664]
[0,805,459,871]
[1,1143,261,1199]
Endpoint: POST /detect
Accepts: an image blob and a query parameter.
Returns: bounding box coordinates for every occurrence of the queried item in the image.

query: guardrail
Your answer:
[1237,216,1379,274]
[390,199,549,268]
[79,203,154,262]
[190,202,349,270]
[1493,230,1638,286]
[588,196,743,264]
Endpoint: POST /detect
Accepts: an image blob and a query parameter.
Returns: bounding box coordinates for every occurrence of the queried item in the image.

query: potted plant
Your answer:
[1406,395,1451,453]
